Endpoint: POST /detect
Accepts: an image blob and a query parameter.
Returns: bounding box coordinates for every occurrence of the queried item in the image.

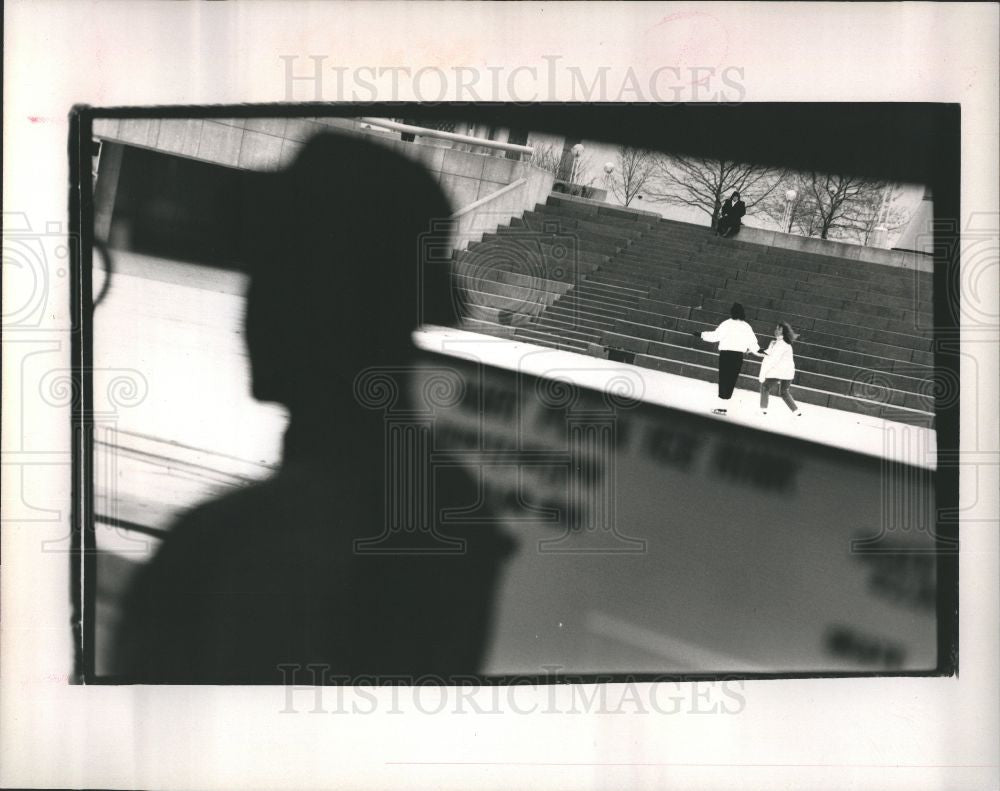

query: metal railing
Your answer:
[358,117,534,156]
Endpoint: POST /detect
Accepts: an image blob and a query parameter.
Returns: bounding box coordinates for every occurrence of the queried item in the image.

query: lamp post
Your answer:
[782,188,798,233]
[570,143,585,184]
[603,161,615,200]
[870,182,893,247]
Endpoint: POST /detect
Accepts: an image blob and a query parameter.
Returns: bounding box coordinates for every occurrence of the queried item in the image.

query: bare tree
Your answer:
[758,173,911,245]
[529,143,565,176]
[795,172,906,241]
[645,156,785,230]
[805,172,870,240]
[530,143,596,186]
[570,152,597,187]
[838,184,912,246]
[609,145,657,207]
[758,172,823,236]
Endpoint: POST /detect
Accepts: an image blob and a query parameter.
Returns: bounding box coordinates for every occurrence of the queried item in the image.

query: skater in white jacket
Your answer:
[758,321,803,416]
[694,302,761,415]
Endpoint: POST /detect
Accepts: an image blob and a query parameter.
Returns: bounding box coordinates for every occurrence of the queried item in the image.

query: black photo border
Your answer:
[67,102,961,684]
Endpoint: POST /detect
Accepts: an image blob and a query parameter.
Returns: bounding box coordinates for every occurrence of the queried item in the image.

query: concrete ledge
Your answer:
[737,226,934,273]
[548,192,662,219]
[545,196,933,273]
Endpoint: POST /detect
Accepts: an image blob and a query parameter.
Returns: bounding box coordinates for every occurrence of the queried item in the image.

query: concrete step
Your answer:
[709,288,934,349]
[524,318,603,343]
[483,230,621,259]
[454,273,559,303]
[458,287,550,319]
[710,274,928,315]
[697,298,934,352]
[602,315,931,375]
[637,233,935,296]
[592,332,932,407]
[552,295,631,320]
[456,267,575,297]
[542,196,659,225]
[721,271,934,324]
[470,200,940,428]
[627,354,934,427]
[466,236,610,267]
[712,280,933,327]
[759,245,934,283]
[543,307,620,331]
[699,235,935,284]
[516,211,646,242]
[512,327,591,353]
[573,284,649,307]
[460,317,516,338]
[584,277,659,297]
[622,254,931,312]
[684,308,932,366]
[498,224,630,253]
[689,230,934,284]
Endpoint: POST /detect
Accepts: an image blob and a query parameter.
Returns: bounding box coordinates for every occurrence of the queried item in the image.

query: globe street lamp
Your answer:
[603,161,615,197]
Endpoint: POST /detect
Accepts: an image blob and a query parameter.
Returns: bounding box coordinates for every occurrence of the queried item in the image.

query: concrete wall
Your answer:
[93,116,538,215]
[737,226,934,273]
[536,191,933,274]
[450,163,556,252]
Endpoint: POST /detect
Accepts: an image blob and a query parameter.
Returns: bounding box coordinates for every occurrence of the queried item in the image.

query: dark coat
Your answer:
[112,133,517,684]
[718,197,747,235]
[114,432,516,683]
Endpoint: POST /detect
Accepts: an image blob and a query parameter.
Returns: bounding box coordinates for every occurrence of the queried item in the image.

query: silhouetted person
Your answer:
[716,190,746,237]
[114,132,516,683]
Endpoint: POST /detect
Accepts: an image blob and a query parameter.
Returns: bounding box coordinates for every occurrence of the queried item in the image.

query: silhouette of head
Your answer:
[730,302,746,321]
[731,190,741,202]
[238,132,456,411]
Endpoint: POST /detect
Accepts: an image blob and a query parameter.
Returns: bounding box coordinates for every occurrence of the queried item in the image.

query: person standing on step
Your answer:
[758,321,803,417]
[716,190,746,238]
[692,302,761,416]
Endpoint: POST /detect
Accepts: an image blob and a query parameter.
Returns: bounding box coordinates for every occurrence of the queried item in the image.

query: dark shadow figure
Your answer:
[114,133,516,683]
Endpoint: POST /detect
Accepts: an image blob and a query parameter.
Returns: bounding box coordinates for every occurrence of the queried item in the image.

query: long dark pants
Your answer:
[760,378,799,411]
[718,351,744,399]
[717,217,742,238]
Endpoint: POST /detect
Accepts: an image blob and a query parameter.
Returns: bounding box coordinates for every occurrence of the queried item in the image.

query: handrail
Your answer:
[450,178,527,219]
[358,117,535,155]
